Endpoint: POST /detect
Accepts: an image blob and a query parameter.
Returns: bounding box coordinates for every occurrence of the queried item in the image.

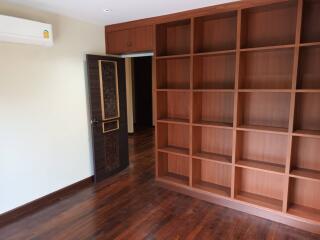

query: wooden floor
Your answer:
[0,128,319,240]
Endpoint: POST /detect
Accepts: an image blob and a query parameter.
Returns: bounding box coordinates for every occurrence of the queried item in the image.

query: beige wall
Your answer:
[0,2,105,214]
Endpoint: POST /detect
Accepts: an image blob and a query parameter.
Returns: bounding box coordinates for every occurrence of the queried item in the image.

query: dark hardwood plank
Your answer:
[0,129,319,240]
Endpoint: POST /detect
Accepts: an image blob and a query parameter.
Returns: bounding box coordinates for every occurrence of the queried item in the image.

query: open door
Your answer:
[86,55,129,182]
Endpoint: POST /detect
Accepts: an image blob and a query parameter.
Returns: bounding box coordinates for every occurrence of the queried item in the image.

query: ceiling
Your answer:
[4,0,236,25]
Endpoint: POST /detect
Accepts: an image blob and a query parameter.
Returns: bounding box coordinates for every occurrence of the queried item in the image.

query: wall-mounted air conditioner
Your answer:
[0,15,53,47]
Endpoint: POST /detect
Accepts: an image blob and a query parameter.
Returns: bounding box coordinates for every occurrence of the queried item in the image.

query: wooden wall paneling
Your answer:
[193,53,236,89]
[235,167,285,211]
[238,92,291,131]
[189,18,194,187]
[240,1,297,49]
[192,126,233,164]
[300,0,320,43]
[288,177,320,222]
[192,158,232,197]
[156,19,191,56]
[130,25,154,52]
[194,11,237,53]
[156,57,191,89]
[193,92,234,127]
[297,46,320,89]
[283,0,303,213]
[239,48,294,89]
[106,29,130,54]
[236,131,288,173]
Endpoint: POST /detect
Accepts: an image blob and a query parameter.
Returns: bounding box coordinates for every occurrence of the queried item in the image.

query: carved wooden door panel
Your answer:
[86,55,128,182]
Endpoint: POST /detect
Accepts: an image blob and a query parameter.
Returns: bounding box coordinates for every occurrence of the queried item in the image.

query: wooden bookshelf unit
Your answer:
[154,0,320,234]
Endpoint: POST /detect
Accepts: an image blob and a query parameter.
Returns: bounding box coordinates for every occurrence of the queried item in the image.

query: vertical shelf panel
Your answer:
[157,57,190,89]
[297,46,320,89]
[239,48,294,89]
[193,92,234,127]
[241,1,297,48]
[301,0,320,43]
[194,11,237,53]
[193,53,236,89]
[156,19,191,56]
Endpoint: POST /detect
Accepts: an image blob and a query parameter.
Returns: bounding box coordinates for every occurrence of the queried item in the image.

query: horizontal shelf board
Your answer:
[236,191,283,212]
[295,89,320,93]
[288,204,320,223]
[193,152,232,165]
[158,118,190,125]
[300,42,320,48]
[157,89,191,92]
[293,130,320,138]
[192,121,233,129]
[290,168,320,182]
[192,89,235,93]
[159,173,189,186]
[237,125,288,135]
[240,44,295,52]
[193,181,230,197]
[193,49,236,57]
[156,54,191,60]
[238,89,292,93]
[158,146,189,157]
[236,159,285,174]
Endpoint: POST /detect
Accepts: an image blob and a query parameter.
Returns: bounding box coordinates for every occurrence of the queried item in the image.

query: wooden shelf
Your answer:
[297,45,320,90]
[156,19,191,56]
[193,121,233,129]
[288,178,320,222]
[237,92,291,131]
[157,118,189,125]
[156,54,191,60]
[236,159,285,174]
[159,173,189,186]
[293,130,320,138]
[301,0,320,44]
[237,125,288,135]
[240,1,297,48]
[238,89,292,93]
[194,49,236,57]
[193,152,232,165]
[158,146,189,156]
[236,191,283,212]
[156,57,190,89]
[193,89,234,93]
[240,44,295,52]
[239,48,294,89]
[193,181,230,197]
[193,52,235,89]
[288,204,320,223]
[290,169,320,182]
[194,11,237,53]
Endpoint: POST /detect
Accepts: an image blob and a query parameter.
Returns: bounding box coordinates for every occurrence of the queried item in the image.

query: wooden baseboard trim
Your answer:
[156,179,320,235]
[0,176,94,227]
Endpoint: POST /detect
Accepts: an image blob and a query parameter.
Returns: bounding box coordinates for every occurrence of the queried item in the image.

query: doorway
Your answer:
[126,56,154,133]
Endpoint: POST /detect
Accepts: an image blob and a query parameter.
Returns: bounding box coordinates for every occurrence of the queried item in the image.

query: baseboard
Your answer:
[0,176,93,227]
[156,178,320,235]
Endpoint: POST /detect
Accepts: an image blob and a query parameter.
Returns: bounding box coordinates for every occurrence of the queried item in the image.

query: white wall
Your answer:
[0,2,105,214]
